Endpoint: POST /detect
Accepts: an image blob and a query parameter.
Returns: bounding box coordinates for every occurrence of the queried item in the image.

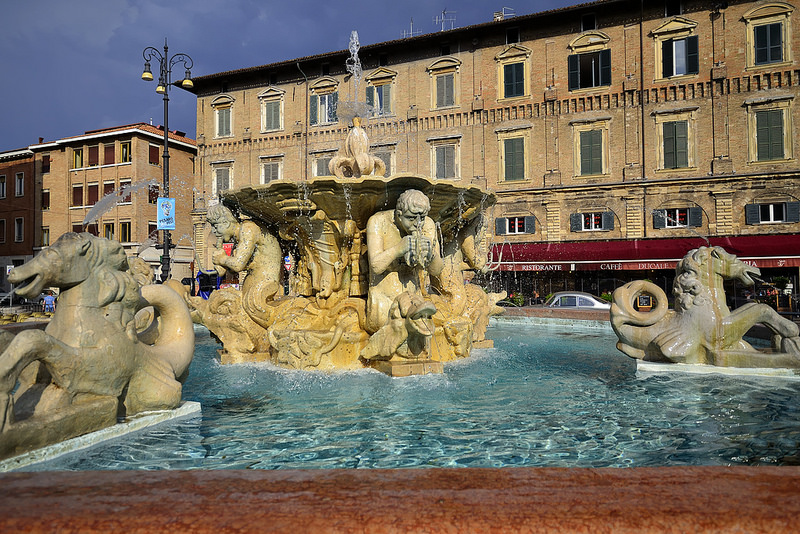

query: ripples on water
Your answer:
[21,323,800,471]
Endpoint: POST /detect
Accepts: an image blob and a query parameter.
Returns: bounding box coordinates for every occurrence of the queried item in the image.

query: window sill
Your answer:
[575,173,610,180]
[748,157,795,166]
[497,95,530,104]
[568,85,611,95]
[431,105,459,112]
[654,166,698,174]
[260,128,284,134]
[654,73,698,83]
[746,60,792,72]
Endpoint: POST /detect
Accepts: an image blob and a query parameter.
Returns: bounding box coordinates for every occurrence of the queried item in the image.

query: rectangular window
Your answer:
[503,62,525,98]
[662,36,698,77]
[571,212,614,232]
[41,227,50,247]
[72,223,83,234]
[119,179,131,203]
[88,145,99,166]
[579,129,603,175]
[149,184,159,204]
[71,184,84,207]
[149,144,160,165]
[503,138,525,181]
[314,157,333,177]
[103,223,114,240]
[42,154,50,173]
[216,106,232,136]
[436,73,455,108]
[495,216,535,236]
[263,100,281,131]
[663,120,688,168]
[435,144,457,179]
[665,0,682,16]
[366,84,392,116]
[104,144,115,165]
[14,173,24,196]
[310,93,338,125]
[261,160,280,183]
[214,167,230,194]
[104,181,115,197]
[85,224,98,237]
[14,218,23,242]
[73,148,83,169]
[41,189,50,210]
[374,151,392,176]
[120,221,132,242]
[755,22,783,65]
[121,141,131,163]
[87,183,99,206]
[568,50,611,90]
[0,176,4,198]
[148,222,159,243]
[745,202,800,224]
[756,109,784,161]
[0,219,4,243]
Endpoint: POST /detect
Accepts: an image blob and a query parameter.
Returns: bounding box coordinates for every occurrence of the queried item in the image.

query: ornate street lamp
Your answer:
[141,39,194,282]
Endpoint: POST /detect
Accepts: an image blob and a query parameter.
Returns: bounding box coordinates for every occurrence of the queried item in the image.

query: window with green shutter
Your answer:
[436,73,454,108]
[503,137,525,181]
[663,120,688,169]
[754,22,783,65]
[503,62,524,98]
[435,144,456,179]
[579,129,603,175]
[756,109,784,161]
[263,100,281,131]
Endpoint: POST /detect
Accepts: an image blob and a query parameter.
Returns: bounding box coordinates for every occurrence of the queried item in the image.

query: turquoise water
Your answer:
[19,322,800,471]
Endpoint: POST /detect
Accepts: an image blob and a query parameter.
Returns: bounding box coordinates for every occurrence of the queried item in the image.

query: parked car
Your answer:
[544,291,611,310]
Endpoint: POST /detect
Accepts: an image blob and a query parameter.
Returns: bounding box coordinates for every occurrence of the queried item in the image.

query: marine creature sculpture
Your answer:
[611,246,800,368]
[329,117,386,179]
[0,233,195,459]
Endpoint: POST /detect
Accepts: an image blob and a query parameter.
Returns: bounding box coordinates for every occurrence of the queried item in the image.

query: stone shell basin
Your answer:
[220,173,495,232]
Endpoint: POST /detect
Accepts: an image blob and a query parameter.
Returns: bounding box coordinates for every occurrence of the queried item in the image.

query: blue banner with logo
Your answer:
[157,197,176,230]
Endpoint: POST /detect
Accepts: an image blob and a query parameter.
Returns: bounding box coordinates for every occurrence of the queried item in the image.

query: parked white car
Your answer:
[544,291,611,310]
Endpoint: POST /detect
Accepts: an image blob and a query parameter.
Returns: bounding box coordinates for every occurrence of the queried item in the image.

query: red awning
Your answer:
[489,235,800,271]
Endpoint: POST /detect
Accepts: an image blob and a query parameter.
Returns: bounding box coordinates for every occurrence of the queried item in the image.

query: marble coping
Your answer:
[0,466,798,532]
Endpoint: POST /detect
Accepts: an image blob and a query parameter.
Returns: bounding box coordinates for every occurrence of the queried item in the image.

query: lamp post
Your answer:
[141,39,194,283]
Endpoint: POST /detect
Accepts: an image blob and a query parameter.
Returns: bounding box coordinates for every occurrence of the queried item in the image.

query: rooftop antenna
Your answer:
[402,18,423,38]
[434,9,457,31]
[493,7,516,21]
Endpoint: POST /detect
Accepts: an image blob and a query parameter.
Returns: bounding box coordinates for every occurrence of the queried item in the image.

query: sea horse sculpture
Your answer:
[611,246,800,368]
[0,233,195,459]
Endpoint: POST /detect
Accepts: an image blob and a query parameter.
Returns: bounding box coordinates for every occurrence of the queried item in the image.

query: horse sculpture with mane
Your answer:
[610,246,800,369]
[0,232,194,459]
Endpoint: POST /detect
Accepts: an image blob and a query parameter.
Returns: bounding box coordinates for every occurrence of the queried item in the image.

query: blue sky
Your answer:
[0,0,584,150]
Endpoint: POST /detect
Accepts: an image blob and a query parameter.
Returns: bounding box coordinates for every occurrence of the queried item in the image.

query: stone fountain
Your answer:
[190,120,504,375]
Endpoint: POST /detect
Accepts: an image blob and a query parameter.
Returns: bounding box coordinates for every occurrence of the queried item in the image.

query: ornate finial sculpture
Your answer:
[0,233,195,460]
[329,117,386,178]
[611,246,800,369]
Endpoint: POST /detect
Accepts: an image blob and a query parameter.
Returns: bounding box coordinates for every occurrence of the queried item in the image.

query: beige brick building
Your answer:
[185,0,800,303]
[29,123,198,281]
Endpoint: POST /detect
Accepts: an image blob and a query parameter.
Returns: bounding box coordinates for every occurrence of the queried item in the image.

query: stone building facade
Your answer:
[28,124,198,281]
[186,0,800,302]
[0,148,36,294]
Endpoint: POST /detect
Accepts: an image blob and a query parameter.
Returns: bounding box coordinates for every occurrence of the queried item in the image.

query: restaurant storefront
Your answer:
[487,235,800,307]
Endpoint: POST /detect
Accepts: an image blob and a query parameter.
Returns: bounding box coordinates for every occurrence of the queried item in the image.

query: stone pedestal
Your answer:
[370,359,443,377]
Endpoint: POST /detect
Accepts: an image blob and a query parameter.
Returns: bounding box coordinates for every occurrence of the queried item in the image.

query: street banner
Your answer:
[157,198,176,230]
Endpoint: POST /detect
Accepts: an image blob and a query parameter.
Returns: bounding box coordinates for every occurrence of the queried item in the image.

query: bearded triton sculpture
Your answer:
[0,233,195,460]
[611,246,800,369]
